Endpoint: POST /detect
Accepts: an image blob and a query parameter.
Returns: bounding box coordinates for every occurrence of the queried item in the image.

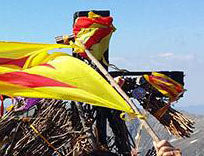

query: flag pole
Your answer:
[85,49,160,143]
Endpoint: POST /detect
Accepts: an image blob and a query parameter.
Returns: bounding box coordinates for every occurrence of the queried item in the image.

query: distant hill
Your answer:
[177,105,204,115]
[127,111,204,156]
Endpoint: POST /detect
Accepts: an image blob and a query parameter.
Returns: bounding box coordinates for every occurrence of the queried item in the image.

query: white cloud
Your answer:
[158,52,174,58]
[156,52,196,62]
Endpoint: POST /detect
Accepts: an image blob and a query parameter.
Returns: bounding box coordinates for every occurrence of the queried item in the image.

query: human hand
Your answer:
[153,140,182,156]
[131,148,138,156]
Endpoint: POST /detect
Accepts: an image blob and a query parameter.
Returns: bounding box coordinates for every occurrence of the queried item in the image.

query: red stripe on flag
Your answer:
[73,17,113,36]
[0,72,76,88]
[149,75,177,98]
[0,56,29,68]
[84,28,112,49]
[151,75,183,93]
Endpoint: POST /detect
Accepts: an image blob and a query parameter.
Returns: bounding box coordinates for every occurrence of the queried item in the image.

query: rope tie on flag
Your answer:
[120,112,147,121]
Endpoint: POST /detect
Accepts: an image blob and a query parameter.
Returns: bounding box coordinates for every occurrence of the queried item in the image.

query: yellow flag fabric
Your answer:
[0,41,69,69]
[0,41,134,114]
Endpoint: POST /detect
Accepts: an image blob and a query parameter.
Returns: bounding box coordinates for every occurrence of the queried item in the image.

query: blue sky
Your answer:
[0,0,204,114]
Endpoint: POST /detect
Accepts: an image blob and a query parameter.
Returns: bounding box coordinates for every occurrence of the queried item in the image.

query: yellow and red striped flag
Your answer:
[144,72,184,102]
[0,41,134,114]
[72,11,115,62]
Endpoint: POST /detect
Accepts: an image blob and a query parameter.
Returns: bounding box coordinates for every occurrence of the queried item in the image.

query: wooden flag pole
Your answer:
[85,49,160,143]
